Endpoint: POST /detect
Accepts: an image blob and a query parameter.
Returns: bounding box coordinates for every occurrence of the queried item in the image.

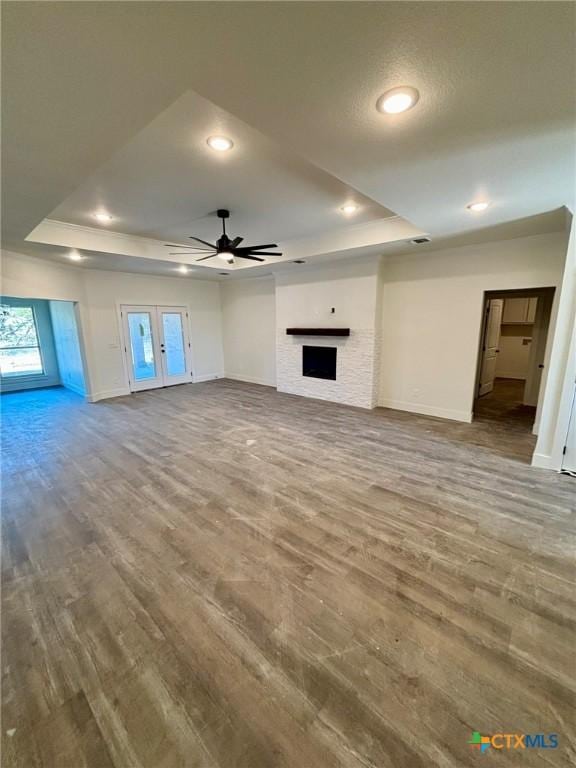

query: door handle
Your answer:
[538,364,544,369]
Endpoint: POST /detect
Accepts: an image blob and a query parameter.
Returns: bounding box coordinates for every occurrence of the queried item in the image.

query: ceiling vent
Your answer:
[410,237,431,245]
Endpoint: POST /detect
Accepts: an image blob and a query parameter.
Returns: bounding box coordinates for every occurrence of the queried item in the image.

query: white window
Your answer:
[0,304,44,377]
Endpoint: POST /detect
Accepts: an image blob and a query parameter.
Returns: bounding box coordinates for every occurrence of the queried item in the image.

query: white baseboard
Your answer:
[88,387,130,402]
[224,373,276,387]
[531,452,561,471]
[89,377,225,400]
[62,382,86,397]
[193,373,224,383]
[379,398,473,423]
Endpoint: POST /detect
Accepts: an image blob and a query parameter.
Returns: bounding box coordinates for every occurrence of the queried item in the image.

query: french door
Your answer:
[121,305,192,392]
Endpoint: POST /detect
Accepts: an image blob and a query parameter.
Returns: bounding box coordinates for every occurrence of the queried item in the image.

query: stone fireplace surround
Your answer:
[275,257,381,409]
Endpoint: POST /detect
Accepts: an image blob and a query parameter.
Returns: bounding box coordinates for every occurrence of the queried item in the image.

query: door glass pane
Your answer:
[162,313,186,377]
[0,305,44,376]
[128,313,156,380]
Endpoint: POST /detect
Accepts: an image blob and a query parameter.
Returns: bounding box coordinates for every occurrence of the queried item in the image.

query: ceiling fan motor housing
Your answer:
[217,209,231,254]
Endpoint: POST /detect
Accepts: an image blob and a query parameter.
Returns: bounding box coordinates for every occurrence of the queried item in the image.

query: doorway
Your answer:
[121,305,193,392]
[0,296,87,396]
[474,288,555,429]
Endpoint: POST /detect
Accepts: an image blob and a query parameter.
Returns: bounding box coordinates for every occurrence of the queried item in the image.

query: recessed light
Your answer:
[177,265,189,274]
[340,204,359,215]
[93,211,114,223]
[293,260,306,264]
[376,86,419,115]
[219,272,229,276]
[207,135,234,152]
[467,201,490,212]
[68,250,83,261]
[410,237,431,245]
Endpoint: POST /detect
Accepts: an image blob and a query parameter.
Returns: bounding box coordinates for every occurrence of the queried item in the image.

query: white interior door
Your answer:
[562,388,576,474]
[122,305,192,392]
[524,294,550,408]
[478,299,503,396]
[157,306,192,386]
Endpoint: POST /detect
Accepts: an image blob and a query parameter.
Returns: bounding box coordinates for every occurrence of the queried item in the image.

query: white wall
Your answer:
[379,232,568,422]
[276,257,380,331]
[2,250,96,395]
[496,326,533,379]
[2,229,572,460]
[276,257,381,408]
[221,277,276,386]
[533,214,576,470]
[1,251,224,401]
[49,301,86,396]
[82,270,224,400]
[1,250,85,301]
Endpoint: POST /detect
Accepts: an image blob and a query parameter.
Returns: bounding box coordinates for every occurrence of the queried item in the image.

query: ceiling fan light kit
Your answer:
[164,209,282,265]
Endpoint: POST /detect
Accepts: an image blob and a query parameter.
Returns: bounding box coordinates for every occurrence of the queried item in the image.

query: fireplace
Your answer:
[302,345,337,380]
[277,328,378,408]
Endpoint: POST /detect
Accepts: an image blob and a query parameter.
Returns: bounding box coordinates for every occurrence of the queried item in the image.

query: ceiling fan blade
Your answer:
[194,253,218,262]
[229,236,243,249]
[165,243,213,251]
[243,251,282,256]
[237,254,265,262]
[189,236,217,248]
[237,243,277,252]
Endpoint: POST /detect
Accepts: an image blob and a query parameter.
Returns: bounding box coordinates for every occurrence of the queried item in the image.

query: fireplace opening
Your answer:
[302,345,337,380]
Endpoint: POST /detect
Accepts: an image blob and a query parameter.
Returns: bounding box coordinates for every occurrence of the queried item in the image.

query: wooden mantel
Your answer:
[286,328,350,337]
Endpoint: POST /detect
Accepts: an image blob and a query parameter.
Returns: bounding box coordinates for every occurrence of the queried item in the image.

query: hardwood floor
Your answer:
[2,381,575,767]
[474,377,536,424]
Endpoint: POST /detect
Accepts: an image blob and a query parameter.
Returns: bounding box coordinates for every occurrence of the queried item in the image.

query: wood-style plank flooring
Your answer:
[474,377,537,430]
[2,380,575,767]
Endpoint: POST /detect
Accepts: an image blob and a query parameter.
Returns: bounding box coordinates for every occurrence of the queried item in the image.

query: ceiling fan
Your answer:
[165,209,282,265]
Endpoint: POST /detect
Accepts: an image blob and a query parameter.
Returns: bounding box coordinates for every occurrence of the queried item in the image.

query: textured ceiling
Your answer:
[46,90,394,245]
[2,1,574,278]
